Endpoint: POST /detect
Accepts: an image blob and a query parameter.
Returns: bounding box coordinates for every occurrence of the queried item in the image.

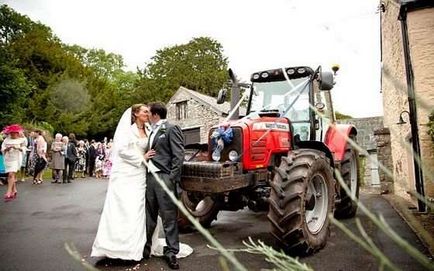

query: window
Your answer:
[183,127,200,145]
[176,101,188,120]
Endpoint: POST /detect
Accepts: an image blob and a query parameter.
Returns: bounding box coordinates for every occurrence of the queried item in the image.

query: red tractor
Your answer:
[179,65,360,254]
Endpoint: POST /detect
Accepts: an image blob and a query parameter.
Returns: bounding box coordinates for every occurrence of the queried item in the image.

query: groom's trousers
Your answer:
[145,172,180,257]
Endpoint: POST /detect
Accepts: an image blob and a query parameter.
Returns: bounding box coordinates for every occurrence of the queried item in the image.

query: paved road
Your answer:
[0,178,430,270]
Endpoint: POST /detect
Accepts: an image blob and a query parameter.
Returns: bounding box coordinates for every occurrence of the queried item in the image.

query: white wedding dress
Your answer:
[91,108,192,261]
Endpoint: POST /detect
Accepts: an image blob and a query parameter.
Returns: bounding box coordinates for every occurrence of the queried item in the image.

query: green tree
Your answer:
[1,6,227,138]
[0,48,31,127]
[0,5,138,137]
[0,5,33,127]
[135,37,229,102]
[335,111,353,120]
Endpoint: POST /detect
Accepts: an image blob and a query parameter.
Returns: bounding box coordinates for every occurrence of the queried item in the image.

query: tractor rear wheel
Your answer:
[334,137,360,218]
[268,149,335,255]
[178,191,220,231]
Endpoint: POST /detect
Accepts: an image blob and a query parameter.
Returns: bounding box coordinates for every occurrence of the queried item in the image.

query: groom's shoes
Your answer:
[164,255,179,270]
[142,247,150,260]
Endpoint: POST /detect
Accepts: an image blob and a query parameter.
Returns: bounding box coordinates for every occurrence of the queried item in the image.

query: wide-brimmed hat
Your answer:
[2,124,24,134]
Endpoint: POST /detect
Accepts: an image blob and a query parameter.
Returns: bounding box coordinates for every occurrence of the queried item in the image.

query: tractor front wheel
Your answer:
[178,191,220,231]
[268,149,335,255]
[334,136,360,219]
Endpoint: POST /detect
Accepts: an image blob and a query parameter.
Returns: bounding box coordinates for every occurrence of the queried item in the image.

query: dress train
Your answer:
[150,217,193,258]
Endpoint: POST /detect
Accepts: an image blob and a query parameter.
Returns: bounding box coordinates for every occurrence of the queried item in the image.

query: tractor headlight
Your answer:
[297,67,306,74]
[228,150,239,162]
[212,150,221,161]
[286,68,295,75]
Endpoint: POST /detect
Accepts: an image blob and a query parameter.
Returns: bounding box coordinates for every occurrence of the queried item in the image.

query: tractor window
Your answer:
[250,77,310,122]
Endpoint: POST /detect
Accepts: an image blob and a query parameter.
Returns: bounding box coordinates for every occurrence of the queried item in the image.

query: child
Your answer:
[94,143,105,179]
[95,154,104,178]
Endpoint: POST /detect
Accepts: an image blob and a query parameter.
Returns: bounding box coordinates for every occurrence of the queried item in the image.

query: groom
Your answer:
[144,102,184,270]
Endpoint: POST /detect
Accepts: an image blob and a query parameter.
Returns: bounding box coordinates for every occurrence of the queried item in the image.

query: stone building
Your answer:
[380,0,434,208]
[166,86,245,145]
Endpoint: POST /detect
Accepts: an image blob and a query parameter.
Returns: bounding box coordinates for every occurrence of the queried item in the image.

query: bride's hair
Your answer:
[131,103,146,124]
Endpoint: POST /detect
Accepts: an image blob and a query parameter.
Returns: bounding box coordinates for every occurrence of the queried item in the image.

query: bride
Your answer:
[91,104,192,261]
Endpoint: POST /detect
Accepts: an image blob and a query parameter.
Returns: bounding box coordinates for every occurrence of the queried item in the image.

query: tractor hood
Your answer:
[210,114,292,170]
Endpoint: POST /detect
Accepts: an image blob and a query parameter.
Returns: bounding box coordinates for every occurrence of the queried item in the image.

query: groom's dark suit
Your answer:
[144,120,184,260]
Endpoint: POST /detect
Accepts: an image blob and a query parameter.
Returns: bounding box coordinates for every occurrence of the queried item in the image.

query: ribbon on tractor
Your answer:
[211,126,234,160]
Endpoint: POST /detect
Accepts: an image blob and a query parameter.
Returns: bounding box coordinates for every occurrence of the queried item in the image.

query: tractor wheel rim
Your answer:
[305,173,328,234]
[187,195,214,216]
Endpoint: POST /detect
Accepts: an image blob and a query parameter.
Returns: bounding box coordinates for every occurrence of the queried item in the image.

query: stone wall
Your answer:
[167,91,224,143]
[338,117,384,151]
[374,128,393,193]
[407,7,434,201]
[338,117,384,186]
[381,0,413,202]
[381,1,434,203]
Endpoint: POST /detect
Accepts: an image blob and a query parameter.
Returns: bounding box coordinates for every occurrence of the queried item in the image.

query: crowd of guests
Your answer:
[1,124,114,201]
[46,134,113,183]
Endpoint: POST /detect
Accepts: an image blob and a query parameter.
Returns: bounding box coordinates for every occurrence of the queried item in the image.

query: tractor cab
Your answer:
[246,66,336,143]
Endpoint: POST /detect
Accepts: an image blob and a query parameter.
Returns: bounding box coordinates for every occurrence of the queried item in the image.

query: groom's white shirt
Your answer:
[148,119,166,173]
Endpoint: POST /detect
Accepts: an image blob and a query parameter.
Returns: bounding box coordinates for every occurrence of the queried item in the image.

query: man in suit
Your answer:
[63,134,77,183]
[144,102,184,270]
[87,140,96,177]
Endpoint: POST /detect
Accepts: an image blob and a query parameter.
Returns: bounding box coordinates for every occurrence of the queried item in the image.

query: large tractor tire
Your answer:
[334,136,360,219]
[178,191,220,231]
[268,149,335,255]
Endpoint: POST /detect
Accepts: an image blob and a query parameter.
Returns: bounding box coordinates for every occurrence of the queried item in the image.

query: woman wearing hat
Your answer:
[1,124,27,202]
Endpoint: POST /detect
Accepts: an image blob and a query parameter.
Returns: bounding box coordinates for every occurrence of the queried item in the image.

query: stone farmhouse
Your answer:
[380,0,434,209]
[166,86,245,145]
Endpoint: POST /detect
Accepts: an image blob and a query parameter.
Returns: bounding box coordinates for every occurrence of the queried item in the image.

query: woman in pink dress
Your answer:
[32,130,47,184]
[102,142,112,178]
[1,124,27,202]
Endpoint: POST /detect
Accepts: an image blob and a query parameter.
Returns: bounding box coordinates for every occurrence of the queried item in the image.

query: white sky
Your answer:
[3,0,383,117]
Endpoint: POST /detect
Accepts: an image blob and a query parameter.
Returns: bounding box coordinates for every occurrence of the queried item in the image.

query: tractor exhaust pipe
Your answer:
[229,69,240,120]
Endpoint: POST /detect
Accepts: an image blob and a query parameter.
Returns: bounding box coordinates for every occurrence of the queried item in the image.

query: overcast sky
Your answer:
[4,0,383,117]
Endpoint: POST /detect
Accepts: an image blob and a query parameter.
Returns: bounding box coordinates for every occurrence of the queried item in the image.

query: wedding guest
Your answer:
[87,140,97,177]
[18,131,28,182]
[94,143,105,179]
[33,130,47,185]
[50,133,65,184]
[102,142,112,178]
[1,124,27,201]
[69,133,77,146]
[0,134,6,186]
[83,139,90,176]
[75,140,87,178]
[62,136,77,183]
[25,131,35,175]
[27,131,38,176]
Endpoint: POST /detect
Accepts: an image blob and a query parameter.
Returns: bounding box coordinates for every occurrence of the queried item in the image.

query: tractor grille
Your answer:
[182,161,242,178]
[250,137,267,161]
[209,127,243,162]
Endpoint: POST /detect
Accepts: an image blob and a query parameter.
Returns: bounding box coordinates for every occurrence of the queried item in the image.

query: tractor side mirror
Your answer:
[217,88,227,104]
[319,71,334,91]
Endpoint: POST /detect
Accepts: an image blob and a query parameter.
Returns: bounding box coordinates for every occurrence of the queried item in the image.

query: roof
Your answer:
[399,0,434,19]
[169,86,246,116]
